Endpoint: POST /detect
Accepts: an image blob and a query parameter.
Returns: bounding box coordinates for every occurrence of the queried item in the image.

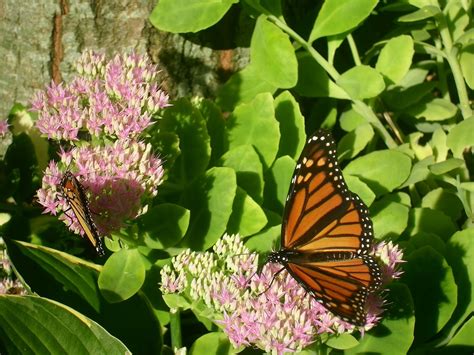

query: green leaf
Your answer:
[447,116,474,158]
[337,123,374,161]
[149,0,237,33]
[406,208,457,240]
[343,174,376,207]
[244,224,281,253]
[421,188,463,221]
[198,99,226,165]
[428,158,464,175]
[339,108,366,132]
[219,145,264,202]
[274,91,306,160]
[370,198,409,240]
[407,98,458,121]
[346,283,414,354]
[216,65,277,112]
[376,35,414,85]
[139,204,190,249]
[448,318,474,348]
[398,5,440,22]
[180,167,237,250]
[344,150,412,196]
[337,65,385,99]
[190,332,234,355]
[460,43,474,89]
[410,232,446,256]
[264,156,295,213]
[160,98,211,184]
[445,228,474,338]
[227,93,280,169]
[326,333,359,350]
[383,82,436,110]
[227,187,267,237]
[401,156,434,187]
[294,52,349,99]
[251,16,297,88]
[430,127,449,162]
[99,249,146,303]
[162,293,192,310]
[0,295,129,354]
[402,246,457,343]
[309,0,378,41]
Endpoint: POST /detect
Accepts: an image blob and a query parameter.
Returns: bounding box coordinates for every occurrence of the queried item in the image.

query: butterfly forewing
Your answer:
[60,171,105,256]
[271,130,382,326]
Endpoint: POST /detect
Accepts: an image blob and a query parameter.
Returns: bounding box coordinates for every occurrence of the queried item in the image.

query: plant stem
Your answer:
[267,15,397,148]
[170,307,182,350]
[347,34,362,66]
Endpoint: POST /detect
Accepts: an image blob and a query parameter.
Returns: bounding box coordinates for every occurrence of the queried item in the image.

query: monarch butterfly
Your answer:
[267,130,382,326]
[60,171,105,256]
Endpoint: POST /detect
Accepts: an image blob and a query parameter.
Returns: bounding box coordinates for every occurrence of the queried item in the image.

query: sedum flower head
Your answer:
[37,140,163,236]
[160,234,404,354]
[0,238,27,295]
[32,51,170,141]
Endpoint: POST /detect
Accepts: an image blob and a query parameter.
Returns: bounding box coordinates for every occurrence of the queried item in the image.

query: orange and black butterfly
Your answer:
[60,171,105,256]
[267,129,382,326]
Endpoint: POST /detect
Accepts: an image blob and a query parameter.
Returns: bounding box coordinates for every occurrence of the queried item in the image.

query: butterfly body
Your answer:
[268,130,381,326]
[60,171,105,256]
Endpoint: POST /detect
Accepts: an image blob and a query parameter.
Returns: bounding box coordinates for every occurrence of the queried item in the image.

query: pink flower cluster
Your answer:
[0,120,8,137]
[32,51,169,141]
[160,234,404,354]
[1,238,27,295]
[34,51,168,242]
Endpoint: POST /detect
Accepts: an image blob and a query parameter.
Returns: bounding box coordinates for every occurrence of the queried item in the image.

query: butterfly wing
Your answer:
[60,172,105,256]
[281,130,381,325]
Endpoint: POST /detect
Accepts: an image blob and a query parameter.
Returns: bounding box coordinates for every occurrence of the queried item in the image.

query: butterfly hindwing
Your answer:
[269,129,381,326]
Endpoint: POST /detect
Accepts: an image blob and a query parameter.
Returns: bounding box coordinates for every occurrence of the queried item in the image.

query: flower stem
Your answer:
[170,307,182,350]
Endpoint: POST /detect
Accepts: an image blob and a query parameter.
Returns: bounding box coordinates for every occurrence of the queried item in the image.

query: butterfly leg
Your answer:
[257,266,286,297]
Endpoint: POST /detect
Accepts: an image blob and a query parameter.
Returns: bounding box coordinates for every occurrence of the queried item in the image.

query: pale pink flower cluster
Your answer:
[32,51,169,141]
[0,120,8,137]
[160,234,404,353]
[33,51,168,240]
[0,238,27,295]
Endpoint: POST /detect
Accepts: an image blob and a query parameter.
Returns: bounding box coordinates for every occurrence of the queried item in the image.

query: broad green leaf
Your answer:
[9,242,161,354]
[309,0,378,42]
[376,35,414,85]
[180,167,237,250]
[460,43,474,89]
[406,208,457,240]
[337,65,385,99]
[343,174,376,207]
[421,188,463,221]
[227,187,267,237]
[274,91,306,160]
[346,283,414,354]
[337,123,374,161]
[198,99,226,164]
[402,246,457,343]
[139,204,190,249]
[428,158,464,175]
[244,224,281,253]
[0,295,129,354]
[401,156,435,187]
[371,198,409,240]
[227,93,280,168]
[160,99,211,184]
[326,333,359,350]
[339,108,366,132]
[447,116,474,158]
[344,150,412,196]
[162,293,192,310]
[383,82,436,110]
[217,65,277,112]
[99,249,146,303]
[448,318,474,348]
[149,0,237,33]
[219,145,264,202]
[407,98,458,121]
[190,332,234,355]
[251,16,297,88]
[294,52,349,99]
[409,132,433,160]
[264,156,295,213]
[445,228,474,338]
[430,127,448,162]
[410,232,446,256]
[398,5,440,22]
[14,241,101,311]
